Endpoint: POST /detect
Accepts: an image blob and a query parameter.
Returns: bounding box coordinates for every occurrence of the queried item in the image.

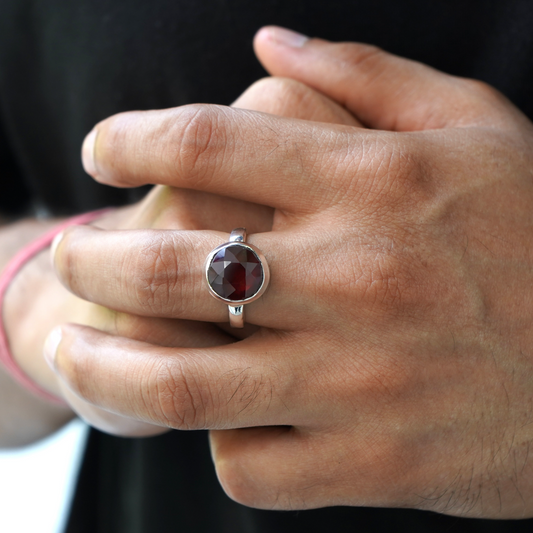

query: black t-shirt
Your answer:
[1,1,533,531]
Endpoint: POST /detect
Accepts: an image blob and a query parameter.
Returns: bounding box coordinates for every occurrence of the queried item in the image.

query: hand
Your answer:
[48,28,533,517]
[4,204,238,437]
[2,74,356,438]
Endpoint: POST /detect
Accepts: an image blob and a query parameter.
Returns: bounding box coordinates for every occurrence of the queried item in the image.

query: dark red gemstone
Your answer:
[207,244,263,301]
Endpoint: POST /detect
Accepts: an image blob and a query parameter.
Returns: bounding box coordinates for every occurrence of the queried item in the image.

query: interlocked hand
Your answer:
[48,27,533,517]
[29,73,355,436]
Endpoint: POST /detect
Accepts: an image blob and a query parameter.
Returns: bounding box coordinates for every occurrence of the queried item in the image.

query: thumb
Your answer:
[254,26,518,131]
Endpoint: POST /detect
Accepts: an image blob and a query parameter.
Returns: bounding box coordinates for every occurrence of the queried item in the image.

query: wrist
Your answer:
[3,227,69,398]
[1,210,113,402]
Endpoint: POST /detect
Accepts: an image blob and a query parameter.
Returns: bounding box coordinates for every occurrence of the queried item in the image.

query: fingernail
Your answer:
[267,26,309,48]
[82,128,98,176]
[44,327,62,369]
[50,230,64,262]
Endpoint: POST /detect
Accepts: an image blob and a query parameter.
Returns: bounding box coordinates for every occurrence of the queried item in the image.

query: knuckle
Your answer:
[342,136,429,212]
[212,437,278,509]
[237,77,354,125]
[239,76,283,100]
[147,358,211,429]
[218,469,302,510]
[219,366,280,421]
[388,142,429,202]
[462,78,504,104]
[455,78,515,125]
[272,78,326,120]
[335,42,386,76]
[213,429,318,510]
[128,232,186,316]
[319,364,421,502]
[239,76,304,101]
[253,77,313,109]
[372,137,423,191]
[216,462,266,508]
[172,104,228,187]
[314,239,425,319]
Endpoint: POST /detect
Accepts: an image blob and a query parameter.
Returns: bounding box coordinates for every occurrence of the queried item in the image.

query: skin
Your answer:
[1,74,358,441]
[0,219,76,447]
[45,27,533,518]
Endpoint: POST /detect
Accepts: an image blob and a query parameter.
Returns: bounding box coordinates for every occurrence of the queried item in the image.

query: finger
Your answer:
[59,380,169,437]
[210,427,311,509]
[232,76,362,127]
[210,426,409,510]
[211,429,346,510]
[82,304,234,349]
[46,324,302,430]
[254,26,524,131]
[52,225,313,330]
[81,103,360,211]
[128,186,274,234]
[54,299,240,437]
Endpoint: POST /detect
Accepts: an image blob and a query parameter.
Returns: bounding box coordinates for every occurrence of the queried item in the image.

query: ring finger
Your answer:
[52,225,313,329]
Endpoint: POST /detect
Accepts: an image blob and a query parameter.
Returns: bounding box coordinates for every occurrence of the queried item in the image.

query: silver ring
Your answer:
[205,228,270,328]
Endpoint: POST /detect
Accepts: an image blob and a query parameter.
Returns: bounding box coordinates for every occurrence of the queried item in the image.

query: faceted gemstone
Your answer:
[207,244,263,301]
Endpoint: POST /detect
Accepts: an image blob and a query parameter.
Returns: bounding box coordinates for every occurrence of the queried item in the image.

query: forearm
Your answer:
[0,218,73,448]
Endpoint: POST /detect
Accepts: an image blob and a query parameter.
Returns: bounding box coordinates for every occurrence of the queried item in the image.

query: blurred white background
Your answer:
[0,419,87,533]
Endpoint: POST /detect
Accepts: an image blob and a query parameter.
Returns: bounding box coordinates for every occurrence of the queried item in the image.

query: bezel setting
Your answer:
[205,241,270,305]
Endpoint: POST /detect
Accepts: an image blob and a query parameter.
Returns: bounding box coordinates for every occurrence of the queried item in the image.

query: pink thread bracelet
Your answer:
[0,209,111,406]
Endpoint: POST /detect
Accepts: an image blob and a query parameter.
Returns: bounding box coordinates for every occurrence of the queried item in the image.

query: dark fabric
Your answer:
[1,0,533,216]
[1,0,533,531]
[69,430,533,533]
[0,120,31,217]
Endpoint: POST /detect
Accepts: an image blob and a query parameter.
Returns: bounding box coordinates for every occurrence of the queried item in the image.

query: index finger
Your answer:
[82,105,363,212]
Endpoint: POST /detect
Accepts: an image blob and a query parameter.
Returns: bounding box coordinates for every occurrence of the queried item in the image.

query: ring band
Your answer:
[205,228,270,328]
